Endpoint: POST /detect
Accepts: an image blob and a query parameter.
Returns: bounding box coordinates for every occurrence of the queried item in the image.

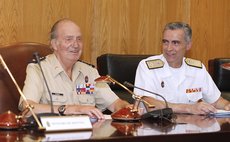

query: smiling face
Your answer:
[51,20,83,66]
[162,29,191,68]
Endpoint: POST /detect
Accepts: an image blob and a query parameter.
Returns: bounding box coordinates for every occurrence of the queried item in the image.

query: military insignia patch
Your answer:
[145,59,164,69]
[186,87,202,93]
[161,81,164,88]
[76,84,94,95]
[85,76,89,83]
[185,58,202,68]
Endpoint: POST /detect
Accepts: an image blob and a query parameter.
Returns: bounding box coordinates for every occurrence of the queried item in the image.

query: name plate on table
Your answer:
[40,115,92,132]
[42,131,92,141]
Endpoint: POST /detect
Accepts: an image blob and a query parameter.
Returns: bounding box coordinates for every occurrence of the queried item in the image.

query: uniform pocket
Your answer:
[78,95,95,106]
[46,93,67,104]
[187,92,202,103]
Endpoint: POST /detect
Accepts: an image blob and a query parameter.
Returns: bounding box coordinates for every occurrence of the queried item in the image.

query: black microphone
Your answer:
[124,81,169,108]
[33,52,54,113]
[24,53,59,127]
[123,81,173,120]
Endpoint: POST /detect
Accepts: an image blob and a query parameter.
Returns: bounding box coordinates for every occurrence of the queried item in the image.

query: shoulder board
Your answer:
[145,59,164,69]
[78,60,95,68]
[29,56,46,64]
[185,58,202,69]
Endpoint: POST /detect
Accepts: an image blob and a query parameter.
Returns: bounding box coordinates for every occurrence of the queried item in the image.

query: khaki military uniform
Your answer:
[134,54,220,104]
[19,54,118,111]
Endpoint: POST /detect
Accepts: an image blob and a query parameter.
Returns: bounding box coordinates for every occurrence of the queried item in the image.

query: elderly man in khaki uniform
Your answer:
[19,19,129,119]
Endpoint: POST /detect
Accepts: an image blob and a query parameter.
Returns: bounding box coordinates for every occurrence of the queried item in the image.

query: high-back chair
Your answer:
[208,58,230,101]
[0,42,52,114]
[97,54,151,103]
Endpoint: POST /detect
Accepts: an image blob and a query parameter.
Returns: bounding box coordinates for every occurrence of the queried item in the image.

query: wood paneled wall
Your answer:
[0,0,229,67]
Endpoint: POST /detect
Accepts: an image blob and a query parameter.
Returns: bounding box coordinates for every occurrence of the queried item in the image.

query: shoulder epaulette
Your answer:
[78,60,95,68]
[29,56,46,64]
[145,59,164,69]
[185,58,202,69]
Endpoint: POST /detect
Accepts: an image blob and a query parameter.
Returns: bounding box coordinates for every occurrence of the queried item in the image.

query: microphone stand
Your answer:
[0,55,45,130]
[95,75,155,121]
[33,52,54,113]
[123,81,169,108]
[123,81,173,120]
[105,76,155,111]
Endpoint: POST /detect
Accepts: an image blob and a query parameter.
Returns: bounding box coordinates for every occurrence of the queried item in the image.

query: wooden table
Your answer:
[0,114,229,142]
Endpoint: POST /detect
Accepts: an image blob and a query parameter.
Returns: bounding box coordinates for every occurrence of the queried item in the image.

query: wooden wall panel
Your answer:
[22,0,71,43]
[190,0,230,66]
[0,0,229,67]
[0,0,23,44]
[68,0,94,61]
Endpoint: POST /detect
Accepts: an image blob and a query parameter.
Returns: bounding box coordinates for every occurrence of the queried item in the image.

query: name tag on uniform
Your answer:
[52,93,64,96]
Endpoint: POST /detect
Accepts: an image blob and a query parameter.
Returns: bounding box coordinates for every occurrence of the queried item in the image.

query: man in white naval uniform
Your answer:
[19,19,129,119]
[134,22,230,115]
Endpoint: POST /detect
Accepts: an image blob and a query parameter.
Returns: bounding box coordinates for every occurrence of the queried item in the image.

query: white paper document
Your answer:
[209,109,230,118]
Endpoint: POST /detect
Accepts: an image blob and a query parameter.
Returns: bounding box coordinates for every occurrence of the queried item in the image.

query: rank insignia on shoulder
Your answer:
[145,59,164,69]
[29,56,46,64]
[78,60,95,68]
[185,58,202,69]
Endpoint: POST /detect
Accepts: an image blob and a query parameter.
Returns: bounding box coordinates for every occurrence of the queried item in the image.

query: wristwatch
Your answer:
[58,105,66,115]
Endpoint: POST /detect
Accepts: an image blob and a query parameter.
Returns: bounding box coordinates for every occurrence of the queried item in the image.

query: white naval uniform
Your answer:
[19,54,118,111]
[134,54,220,104]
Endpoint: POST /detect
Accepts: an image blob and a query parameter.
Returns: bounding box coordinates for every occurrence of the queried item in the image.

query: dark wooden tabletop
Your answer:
[0,114,229,142]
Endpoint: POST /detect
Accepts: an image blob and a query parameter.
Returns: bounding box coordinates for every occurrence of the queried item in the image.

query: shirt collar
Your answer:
[46,54,64,78]
[160,55,194,78]
[46,54,84,80]
[160,55,172,78]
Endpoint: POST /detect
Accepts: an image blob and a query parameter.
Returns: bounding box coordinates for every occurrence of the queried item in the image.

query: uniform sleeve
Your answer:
[18,64,44,110]
[92,68,119,111]
[202,65,221,103]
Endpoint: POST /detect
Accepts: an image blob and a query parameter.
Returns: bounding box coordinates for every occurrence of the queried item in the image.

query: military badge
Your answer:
[145,59,164,69]
[76,83,94,95]
[161,81,164,88]
[185,58,202,68]
[85,76,89,83]
[186,87,202,93]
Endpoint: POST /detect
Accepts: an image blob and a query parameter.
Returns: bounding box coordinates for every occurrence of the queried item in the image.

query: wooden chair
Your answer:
[0,42,52,114]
